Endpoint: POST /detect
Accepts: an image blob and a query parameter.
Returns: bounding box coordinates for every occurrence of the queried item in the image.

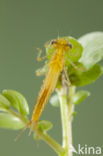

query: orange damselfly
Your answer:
[30,38,72,128]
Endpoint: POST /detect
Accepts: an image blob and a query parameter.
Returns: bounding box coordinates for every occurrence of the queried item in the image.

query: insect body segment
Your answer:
[32,67,60,123]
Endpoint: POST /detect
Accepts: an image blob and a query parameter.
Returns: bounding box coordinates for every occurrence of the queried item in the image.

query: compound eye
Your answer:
[51,40,57,45]
[67,43,72,49]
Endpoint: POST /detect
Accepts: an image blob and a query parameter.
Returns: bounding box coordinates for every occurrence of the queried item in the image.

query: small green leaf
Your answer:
[34,120,53,140]
[50,94,60,107]
[73,90,90,105]
[46,36,83,63]
[38,120,53,132]
[79,32,103,69]
[68,63,103,87]
[2,90,29,115]
[0,113,25,130]
[0,94,11,109]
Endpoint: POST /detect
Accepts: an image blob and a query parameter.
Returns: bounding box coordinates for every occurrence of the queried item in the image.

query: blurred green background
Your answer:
[0,0,103,156]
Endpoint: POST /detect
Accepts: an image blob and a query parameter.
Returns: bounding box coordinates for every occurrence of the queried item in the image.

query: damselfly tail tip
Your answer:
[28,120,39,145]
[29,120,38,135]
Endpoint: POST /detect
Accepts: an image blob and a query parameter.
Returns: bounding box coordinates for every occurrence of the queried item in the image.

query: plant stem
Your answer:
[38,131,65,156]
[57,85,76,156]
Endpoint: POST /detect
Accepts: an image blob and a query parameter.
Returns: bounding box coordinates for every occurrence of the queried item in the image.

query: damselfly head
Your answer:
[50,38,72,52]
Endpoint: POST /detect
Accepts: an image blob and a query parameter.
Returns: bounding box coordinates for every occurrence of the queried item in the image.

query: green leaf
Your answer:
[50,94,60,107]
[38,120,53,132]
[0,113,25,130]
[73,90,90,105]
[46,36,83,63]
[0,94,11,109]
[2,90,29,115]
[79,32,103,69]
[68,63,103,87]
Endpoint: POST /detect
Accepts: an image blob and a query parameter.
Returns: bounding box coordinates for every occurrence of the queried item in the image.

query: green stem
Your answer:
[38,131,65,156]
[57,85,76,156]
